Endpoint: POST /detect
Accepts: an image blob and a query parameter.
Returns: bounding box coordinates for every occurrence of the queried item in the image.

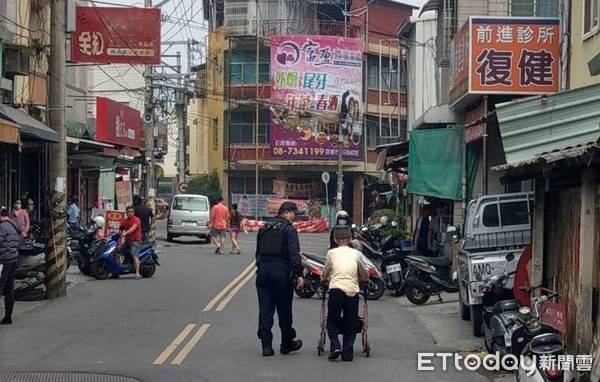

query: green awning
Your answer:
[67,119,86,138]
[407,128,464,201]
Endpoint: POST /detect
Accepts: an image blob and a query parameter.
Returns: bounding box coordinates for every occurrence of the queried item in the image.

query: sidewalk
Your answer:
[1,267,93,318]
[396,292,514,382]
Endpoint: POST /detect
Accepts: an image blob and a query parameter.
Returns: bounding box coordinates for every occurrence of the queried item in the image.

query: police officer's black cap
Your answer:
[278,201,299,215]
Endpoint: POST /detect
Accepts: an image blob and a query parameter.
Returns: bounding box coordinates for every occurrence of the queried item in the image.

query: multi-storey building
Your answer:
[193,0,415,222]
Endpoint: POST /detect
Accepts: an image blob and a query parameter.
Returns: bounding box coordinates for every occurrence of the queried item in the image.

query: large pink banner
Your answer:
[270,35,363,161]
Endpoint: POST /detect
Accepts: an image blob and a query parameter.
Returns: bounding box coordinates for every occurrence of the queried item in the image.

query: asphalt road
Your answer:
[0,232,489,382]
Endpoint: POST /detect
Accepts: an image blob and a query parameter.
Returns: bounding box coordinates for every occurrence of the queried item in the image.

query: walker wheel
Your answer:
[317,347,323,356]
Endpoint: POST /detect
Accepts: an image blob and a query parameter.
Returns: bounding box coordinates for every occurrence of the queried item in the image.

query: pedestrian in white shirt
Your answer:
[321,226,369,362]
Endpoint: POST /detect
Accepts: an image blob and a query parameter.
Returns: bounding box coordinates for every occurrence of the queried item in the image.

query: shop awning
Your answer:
[497,83,600,167]
[0,104,59,143]
[407,128,463,200]
[0,117,20,145]
[419,0,442,16]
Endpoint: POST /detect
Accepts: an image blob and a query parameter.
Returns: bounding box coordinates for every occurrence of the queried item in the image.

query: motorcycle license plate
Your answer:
[386,263,402,273]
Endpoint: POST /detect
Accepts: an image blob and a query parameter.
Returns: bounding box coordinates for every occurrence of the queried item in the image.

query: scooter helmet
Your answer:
[335,210,350,228]
[93,215,105,228]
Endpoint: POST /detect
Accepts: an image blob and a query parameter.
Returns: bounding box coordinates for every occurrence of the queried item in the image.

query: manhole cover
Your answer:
[0,372,142,382]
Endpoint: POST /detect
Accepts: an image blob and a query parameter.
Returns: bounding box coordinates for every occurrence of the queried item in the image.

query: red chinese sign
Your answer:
[540,301,568,338]
[71,6,161,64]
[104,210,125,238]
[96,97,141,148]
[451,17,560,104]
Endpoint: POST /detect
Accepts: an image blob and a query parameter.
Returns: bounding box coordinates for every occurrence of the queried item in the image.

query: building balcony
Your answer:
[225,19,361,39]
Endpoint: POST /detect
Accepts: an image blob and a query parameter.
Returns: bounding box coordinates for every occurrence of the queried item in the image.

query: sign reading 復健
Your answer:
[450,17,560,105]
[71,6,161,64]
[96,97,141,148]
[270,35,363,161]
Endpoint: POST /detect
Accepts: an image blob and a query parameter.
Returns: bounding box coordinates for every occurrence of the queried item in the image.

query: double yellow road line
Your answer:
[203,260,256,312]
[153,323,210,365]
[153,261,256,366]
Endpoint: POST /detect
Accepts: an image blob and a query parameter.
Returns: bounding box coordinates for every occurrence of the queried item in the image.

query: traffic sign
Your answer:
[321,172,330,184]
[177,182,189,193]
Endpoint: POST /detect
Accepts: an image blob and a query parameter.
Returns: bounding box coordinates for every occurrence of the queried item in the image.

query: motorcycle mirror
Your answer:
[351,224,357,229]
[361,226,368,233]
[506,253,515,262]
[391,221,398,227]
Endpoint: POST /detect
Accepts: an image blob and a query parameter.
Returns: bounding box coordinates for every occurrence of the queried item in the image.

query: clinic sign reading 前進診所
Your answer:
[450,17,560,104]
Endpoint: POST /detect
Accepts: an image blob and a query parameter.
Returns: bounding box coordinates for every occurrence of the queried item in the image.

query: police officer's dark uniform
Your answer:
[255,202,303,356]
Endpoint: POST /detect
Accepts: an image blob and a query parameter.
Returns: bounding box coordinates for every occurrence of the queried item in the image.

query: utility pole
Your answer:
[336,118,344,212]
[144,0,155,198]
[47,0,67,298]
[176,51,186,183]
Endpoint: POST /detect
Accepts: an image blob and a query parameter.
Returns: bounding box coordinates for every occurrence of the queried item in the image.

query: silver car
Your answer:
[167,194,211,243]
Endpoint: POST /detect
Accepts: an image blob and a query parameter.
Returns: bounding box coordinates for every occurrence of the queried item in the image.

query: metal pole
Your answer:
[336,119,343,212]
[176,52,186,183]
[144,0,156,202]
[255,1,260,220]
[482,95,488,195]
[47,0,67,298]
[362,8,368,224]
[378,40,382,145]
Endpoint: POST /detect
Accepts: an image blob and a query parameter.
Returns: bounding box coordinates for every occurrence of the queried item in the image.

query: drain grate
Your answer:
[0,372,142,382]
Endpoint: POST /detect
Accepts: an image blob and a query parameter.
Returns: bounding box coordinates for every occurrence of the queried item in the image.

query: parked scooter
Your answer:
[380,247,410,296]
[295,252,385,300]
[403,254,458,304]
[351,219,397,260]
[90,232,160,280]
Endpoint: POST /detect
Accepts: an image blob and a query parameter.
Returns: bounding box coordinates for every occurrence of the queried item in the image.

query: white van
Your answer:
[167,194,211,243]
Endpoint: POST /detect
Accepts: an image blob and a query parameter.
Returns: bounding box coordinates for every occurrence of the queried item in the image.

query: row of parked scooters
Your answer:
[67,219,160,280]
[295,216,459,303]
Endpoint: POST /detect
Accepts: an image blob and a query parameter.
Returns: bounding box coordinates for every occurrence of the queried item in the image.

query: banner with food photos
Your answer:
[270,35,363,161]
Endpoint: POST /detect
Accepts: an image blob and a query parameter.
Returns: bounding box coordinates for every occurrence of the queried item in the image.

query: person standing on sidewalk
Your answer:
[255,202,304,356]
[10,199,29,237]
[0,207,23,325]
[322,225,369,362]
[209,197,229,255]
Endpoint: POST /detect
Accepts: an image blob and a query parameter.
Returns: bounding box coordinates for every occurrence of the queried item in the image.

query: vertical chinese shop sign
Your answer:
[270,35,363,161]
[469,17,560,95]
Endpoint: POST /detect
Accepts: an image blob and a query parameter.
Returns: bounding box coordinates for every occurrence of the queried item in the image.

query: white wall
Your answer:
[407,11,438,131]
[87,64,145,117]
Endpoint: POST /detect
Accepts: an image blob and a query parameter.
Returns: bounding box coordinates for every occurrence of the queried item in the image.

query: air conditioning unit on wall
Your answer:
[224,0,257,36]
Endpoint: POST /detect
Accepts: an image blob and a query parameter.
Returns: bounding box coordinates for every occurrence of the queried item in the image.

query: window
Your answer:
[230,51,269,85]
[499,202,529,226]
[229,176,273,194]
[367,55,406,92]
[510,0,558,17]
[173,197,208,212]
[584,0,600,37]
[229,109,269,144]
[366,116,407,148]
[212,118,219,150]
[482,204,500,227]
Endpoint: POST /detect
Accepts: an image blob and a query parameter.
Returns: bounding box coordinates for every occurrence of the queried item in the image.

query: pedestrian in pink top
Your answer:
[11,199,29,237]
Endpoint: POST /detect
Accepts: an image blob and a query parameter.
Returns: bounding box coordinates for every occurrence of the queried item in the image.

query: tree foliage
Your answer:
[188,171,222,203]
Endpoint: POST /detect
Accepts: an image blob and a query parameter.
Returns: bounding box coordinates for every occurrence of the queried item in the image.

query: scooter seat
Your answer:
[412,256,451,267]
[493,299,521,315]
[529,333,563,354]
[303,253,324,263]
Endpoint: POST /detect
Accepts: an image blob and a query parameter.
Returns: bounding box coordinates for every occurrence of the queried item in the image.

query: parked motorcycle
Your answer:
[351,219,397,260]
[513,290,565,382]
[403,255,458,305]
[295,252,385,301]
[380,248,410,296]
[67,224,103,276]
[90,232,160,280]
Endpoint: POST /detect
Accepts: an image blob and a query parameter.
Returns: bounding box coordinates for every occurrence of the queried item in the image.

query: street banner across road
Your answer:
[71,6,161,64]
[270,35,363,161]
[450,17,560,104]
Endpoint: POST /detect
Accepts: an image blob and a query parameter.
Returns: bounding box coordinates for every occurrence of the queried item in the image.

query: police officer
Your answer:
[255,202,304,356]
